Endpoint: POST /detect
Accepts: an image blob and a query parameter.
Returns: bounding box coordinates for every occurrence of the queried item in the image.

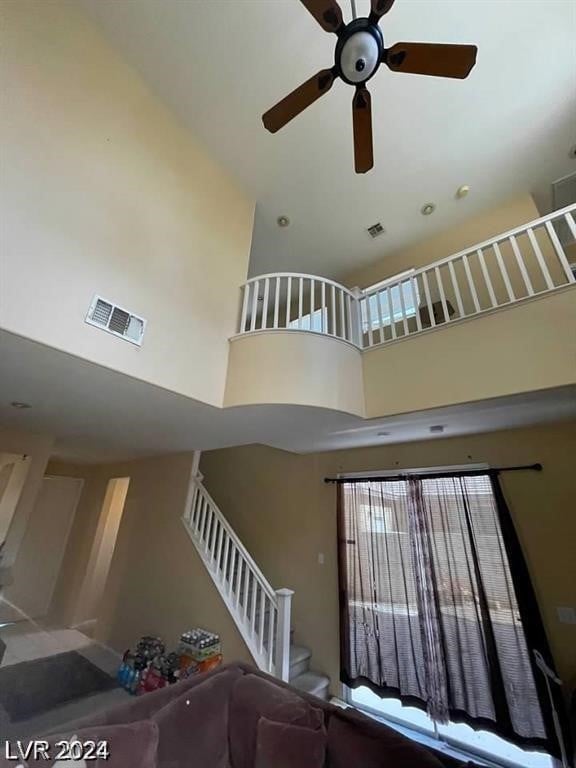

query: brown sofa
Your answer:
[5,663,478,767]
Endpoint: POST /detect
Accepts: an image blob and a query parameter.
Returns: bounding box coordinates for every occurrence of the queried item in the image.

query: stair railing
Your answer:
[181,466,293,681]
[235,203,576,350]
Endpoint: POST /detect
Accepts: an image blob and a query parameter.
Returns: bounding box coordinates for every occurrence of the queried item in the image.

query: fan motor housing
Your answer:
[335,18,384,86]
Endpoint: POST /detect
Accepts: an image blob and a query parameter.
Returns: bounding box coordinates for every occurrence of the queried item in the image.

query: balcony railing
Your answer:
[235,204,576,350]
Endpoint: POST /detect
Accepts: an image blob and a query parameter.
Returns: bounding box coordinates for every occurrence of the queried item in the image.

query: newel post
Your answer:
[275,588,294,682]
[183,451,203,524]
[351,287,363,348]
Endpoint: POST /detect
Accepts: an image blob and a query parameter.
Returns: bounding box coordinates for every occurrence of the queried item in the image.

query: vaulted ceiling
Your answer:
[80,0,576,280]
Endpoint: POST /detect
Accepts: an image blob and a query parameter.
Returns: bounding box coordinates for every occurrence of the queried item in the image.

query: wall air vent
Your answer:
[367,222,385,239]
[552,172,576,247]
[85,295,146,346]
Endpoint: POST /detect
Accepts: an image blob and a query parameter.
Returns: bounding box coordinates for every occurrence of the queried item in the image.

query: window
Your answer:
[338,472,562,767]
[360,270,419,332]
[288,307,327,333]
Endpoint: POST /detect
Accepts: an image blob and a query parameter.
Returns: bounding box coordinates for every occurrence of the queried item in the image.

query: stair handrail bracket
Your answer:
[181,469,293,681]
[235,203,576,351]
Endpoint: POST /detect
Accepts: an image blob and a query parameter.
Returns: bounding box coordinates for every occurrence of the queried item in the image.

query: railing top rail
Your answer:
[361,203,576,296]
[195,479,277,604]
[242,272,357,299]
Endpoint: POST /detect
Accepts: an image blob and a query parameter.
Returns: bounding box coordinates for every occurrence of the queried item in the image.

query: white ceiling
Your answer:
[1,331,575,463]
[79,0,576,281]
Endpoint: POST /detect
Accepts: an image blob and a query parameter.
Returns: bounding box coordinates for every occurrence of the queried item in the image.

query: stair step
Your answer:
[289,645,311,680]
[290,671,330,701]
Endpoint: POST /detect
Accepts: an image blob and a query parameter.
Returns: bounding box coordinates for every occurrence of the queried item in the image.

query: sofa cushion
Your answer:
[0,720,159,767]
[229,673,324,768]
[327,709,445,768]
[153,667,238,768]
[255,716,327,768]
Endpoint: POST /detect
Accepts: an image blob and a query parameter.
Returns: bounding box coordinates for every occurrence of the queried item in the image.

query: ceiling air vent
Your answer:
[367,222,385,239]
[552,172,576,247]
[85,295,146,346]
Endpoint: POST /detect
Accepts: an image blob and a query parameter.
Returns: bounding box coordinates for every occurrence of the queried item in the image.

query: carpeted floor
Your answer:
[0,650,119,722]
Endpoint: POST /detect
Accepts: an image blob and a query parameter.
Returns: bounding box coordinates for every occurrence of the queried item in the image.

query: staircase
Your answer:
[181,463,330,700]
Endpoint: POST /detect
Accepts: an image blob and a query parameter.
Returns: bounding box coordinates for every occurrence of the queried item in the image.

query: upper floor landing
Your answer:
[225,204,576,419]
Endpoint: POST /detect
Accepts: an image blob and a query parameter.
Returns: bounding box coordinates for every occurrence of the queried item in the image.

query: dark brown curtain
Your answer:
[337,472,565,757]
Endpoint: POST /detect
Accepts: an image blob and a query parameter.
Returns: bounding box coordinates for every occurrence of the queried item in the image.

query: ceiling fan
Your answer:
[262,0,478,174]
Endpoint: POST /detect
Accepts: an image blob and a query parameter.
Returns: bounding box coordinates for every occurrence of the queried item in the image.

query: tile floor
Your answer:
[0,618,129,739]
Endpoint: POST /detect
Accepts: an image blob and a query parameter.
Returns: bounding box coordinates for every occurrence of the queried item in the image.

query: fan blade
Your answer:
[299,0,344,34]
[385,42,478,79]
[262,69,335,133]
[369,0,396,22]
[352,87,373,174]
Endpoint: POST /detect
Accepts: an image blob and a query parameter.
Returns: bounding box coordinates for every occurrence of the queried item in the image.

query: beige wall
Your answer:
[344,195,542,290]
[200,421,576,696]
[363,288,576,418]
[0,427,54,578]
[225,332,365,416]
[0,0,254,408]
[48,454,253,666]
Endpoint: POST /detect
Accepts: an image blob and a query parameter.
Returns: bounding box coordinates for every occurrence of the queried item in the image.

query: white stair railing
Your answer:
[181,466,293,680]
[235,203,576,350]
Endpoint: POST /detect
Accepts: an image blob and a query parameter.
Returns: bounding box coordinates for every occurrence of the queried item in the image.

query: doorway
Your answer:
[73,477,130,633]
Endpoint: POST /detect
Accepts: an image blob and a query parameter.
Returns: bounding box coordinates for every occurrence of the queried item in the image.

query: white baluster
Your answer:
[545,221,575,284]
[410,277,422,332]
[527,228,554,290]
[375,290,385,344]
[398,280,409,336]
[477,249,497,308]
[346,294,353,342]
[339,289,346,339]
[321,281,326,333]
[196,495,206,536]
[310,278,315,329]
[434,267,451,322]
[385,287,397,340]
[221,533,230,585]
[275,588,294,682]
[331,284,336,335]
[267,605,276,673]
[250,579,258,637]
[364,294,373,347]
[565,212,576,241]
[258,589,266,654]
[492,242,515,302]
[510,235,535,296]
[235,557,244,608]
[462,255,481,313]
[240,283,249,334]
[250,279,259,331]
[262,278,270,329]
[242,564,251,620]
[422,271,437,325]
[298,277,303,329]
[286,277,292,327]
[214,523,224,569]
[448,261,464,318]
[228,546,238,597]
[273,277,281,328]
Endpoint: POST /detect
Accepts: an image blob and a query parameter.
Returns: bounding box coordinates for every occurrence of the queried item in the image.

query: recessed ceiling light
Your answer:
[11,401,31,409]
[429,425,444,433]
[277,215,290,228]
[377,431,390,436]
[421,203,436,216]
[456,185,470,199]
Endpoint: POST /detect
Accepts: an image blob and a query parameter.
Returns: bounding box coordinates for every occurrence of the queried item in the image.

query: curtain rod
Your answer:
[324,463,543,484]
